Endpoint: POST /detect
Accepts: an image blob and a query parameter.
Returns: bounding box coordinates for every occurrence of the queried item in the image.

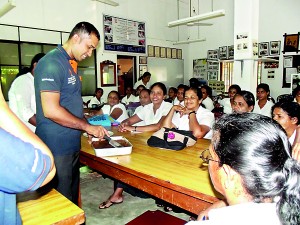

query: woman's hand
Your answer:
[118,122,133,132]
[172,105,187,117]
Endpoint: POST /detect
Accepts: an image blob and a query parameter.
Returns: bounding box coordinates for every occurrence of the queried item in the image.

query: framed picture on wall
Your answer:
[154,46,160,57]
[258,42,269,57]
[160,47,166,58]
[148,45,154,57]
[219,46,228,60]
[139,56,147,64]
[283,33,299,53]
[228,45,234,59]
[269,41,281,56]
[177,49,182,59]
[166,48,172,58]
[171,48,177,59]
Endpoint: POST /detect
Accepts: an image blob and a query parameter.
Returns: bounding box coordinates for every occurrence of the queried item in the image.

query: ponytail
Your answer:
[277,158,300,225]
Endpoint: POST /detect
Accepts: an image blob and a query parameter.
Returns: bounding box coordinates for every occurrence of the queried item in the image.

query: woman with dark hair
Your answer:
[97,90,128,123]
[218,84,241,114]
[272,101,300,149]
[88,88,104,108]
[292,85,300,104]
[189,113,300,224]
[253,83,274,117]
[133,84,146,102]
[165,87,178,104]
[232,90,255,113]
[173,84,189,106]
[118,82,172,133]
[201,85,214,111]
[133,72,151,89]
[162,87,214,139]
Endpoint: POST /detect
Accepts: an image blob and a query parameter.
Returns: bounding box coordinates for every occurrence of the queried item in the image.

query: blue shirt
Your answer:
[34,45,83,156]
[0,128,51,225]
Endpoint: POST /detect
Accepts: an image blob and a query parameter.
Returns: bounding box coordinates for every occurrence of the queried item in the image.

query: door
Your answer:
[117,55,136,97]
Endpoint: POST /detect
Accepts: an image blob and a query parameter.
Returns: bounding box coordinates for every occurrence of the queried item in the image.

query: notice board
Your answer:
[103,15,146,54]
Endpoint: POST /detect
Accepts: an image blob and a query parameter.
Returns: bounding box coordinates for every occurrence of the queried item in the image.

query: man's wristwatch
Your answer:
[189,111,196,115]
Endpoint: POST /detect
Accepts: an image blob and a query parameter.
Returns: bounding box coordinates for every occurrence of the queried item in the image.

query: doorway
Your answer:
[117,55,136,97]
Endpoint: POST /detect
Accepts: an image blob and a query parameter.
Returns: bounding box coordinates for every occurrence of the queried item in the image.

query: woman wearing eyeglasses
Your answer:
[161,86,214,139]
[188,113,300,225]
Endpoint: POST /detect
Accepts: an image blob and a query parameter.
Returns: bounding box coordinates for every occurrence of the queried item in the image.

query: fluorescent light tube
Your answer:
[173,38,206,45]
[92,0,119,7]
[0,0,16,18]
[168,9,225,28]
[186,22,213,26]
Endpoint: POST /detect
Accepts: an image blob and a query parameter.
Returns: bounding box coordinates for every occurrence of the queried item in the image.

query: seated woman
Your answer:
[133,84,146,102]
[253,83,274,117]
[165,87,178,104]
[96,91,128,123]
[121,86,137,105]
[272,101,300,161]
[98,83,172,209]
[218,84,241,114]
[118,82,173,132]
[88,88,104,108]
[188,113,300,224]
[123,88,151,126]
[200,85,214,111]
[162,87,214,139]
[232,90,255,113]
[173,84,189,106]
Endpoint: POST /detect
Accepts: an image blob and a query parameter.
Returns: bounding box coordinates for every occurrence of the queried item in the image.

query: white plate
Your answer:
[83,130,114,138]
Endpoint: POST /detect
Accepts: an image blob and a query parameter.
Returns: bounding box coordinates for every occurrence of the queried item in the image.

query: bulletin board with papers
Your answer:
[283,55,300,88]
[103,15,146,54]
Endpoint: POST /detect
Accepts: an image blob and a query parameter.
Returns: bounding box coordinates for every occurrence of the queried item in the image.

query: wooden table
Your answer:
[17,188,85,225]
[80,128,222,215]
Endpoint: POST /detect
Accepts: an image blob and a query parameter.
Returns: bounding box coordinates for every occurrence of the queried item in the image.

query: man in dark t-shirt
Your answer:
[34,22,108,204]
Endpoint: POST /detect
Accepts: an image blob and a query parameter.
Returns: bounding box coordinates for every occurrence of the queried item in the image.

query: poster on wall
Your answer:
[236,32,249,53]
[219,46,227,60]
[193,59,207,80]
[282,55,300,88]
[291,74,300,93]
[207,60,219,80]
[283,33,299,54]
[267,70,275,79]
[264,57,279,69]
[103,15,146,53]
[253,40,258,57]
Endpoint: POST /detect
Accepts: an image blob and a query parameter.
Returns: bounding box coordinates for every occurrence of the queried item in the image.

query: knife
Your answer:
[103,135,122,148]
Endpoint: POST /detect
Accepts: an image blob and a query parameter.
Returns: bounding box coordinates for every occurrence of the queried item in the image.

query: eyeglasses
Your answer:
[200,149,220,164]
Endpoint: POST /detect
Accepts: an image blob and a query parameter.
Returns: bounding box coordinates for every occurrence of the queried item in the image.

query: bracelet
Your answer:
[189,111,196,115]
[134,126,137,132]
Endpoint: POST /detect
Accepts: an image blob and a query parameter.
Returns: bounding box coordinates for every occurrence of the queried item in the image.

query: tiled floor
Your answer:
[80,170,193,225]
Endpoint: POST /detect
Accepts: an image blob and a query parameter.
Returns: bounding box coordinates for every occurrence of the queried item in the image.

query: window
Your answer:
[0,24,98,100]
[0,42,19,100]
[0,41,97,100]
[220,61,234,94]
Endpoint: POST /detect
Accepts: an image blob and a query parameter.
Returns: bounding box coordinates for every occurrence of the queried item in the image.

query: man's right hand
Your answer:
[86,125,109,139]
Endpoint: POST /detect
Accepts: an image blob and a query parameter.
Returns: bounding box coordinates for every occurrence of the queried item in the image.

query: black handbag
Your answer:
[147,127,197,150]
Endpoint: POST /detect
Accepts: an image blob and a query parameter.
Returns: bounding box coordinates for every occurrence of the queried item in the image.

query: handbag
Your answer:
[147,127,197,150]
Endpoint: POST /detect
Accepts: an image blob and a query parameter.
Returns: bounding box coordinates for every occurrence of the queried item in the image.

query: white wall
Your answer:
[0,0,183,98]
[258,0,300,98]
[1,0,300,99]
[185,0,234,84]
